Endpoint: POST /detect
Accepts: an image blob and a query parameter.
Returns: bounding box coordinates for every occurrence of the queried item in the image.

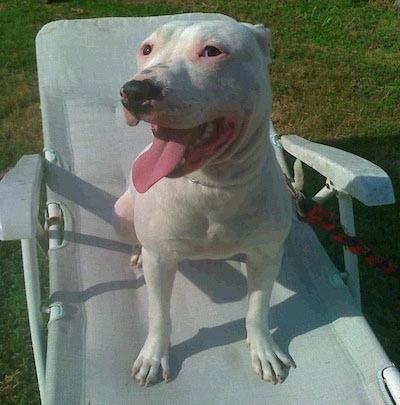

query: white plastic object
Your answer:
[0,155,43,240]
[280,135,395,207]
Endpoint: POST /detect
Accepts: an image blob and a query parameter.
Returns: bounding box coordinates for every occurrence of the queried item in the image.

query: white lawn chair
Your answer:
[1,14,399,404]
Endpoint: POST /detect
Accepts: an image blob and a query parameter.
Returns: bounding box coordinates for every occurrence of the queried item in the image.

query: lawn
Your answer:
[0,0,399,403]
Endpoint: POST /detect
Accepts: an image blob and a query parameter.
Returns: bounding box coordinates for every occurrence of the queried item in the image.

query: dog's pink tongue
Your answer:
[132,127,189,193]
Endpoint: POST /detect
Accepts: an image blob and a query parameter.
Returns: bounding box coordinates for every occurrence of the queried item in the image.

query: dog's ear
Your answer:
[242,23,271,63]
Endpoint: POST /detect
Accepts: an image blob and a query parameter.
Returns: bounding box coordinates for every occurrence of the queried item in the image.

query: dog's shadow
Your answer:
[167,259,246,381]
[178,258,248,303]
[165,250,360,382]
[169,318,247,381]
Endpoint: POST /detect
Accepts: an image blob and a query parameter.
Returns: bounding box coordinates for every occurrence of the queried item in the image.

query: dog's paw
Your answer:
[246,333,295,384]
[132,340,170,386]
[130,245,143,268]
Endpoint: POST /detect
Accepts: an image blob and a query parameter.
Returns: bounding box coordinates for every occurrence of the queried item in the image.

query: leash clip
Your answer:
[285,174,307,217]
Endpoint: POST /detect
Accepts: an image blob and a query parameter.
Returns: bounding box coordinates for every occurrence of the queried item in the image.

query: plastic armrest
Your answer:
[0,154,43,241]
[280,135,395,206]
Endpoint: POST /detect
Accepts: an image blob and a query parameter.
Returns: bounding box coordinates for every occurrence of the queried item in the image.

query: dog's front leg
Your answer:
[246,247,295,384]
[132,247,177,386]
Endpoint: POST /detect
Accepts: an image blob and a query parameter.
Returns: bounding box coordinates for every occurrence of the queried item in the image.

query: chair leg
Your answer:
[337,192,361,309]
[21,238,46,403]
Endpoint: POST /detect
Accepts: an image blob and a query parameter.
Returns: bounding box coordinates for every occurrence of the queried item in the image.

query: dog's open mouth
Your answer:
[132,118,235,193]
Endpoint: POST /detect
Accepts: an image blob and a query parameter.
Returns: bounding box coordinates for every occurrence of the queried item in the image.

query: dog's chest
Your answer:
[133,177,288,260]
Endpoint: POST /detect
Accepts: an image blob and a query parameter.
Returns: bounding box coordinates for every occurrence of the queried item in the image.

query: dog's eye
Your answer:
[201,46,222,57]
[142,44,153,56]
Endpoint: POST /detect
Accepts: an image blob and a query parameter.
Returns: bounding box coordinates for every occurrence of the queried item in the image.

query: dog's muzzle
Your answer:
[120,79,163,115]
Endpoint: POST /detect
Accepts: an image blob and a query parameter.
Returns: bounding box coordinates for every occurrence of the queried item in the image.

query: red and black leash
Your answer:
[296,195,399,280]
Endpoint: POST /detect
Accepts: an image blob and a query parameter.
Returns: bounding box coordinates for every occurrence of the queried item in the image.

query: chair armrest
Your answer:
[280,135,395,206]
[0,155,43,240]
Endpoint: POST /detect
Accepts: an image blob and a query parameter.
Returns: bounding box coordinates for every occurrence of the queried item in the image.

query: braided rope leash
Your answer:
[297,196,399,280]
[283,174,399,280]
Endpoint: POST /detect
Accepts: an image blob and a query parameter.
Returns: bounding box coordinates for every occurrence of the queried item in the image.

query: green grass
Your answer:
[0,0,399,402]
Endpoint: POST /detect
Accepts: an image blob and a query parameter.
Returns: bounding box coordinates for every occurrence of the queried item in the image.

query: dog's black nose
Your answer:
[121,79,163,114]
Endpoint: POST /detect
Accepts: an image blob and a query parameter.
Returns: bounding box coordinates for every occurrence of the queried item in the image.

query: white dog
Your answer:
[113,18,294,386]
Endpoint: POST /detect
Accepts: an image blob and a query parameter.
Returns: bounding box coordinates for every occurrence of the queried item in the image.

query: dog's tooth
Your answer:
[180,157,186,165]
[203,122,215,138]
[192,122,216,147]
[197,122,214,142]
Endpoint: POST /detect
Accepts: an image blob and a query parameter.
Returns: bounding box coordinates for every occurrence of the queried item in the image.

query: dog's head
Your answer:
[121,19,272,192]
